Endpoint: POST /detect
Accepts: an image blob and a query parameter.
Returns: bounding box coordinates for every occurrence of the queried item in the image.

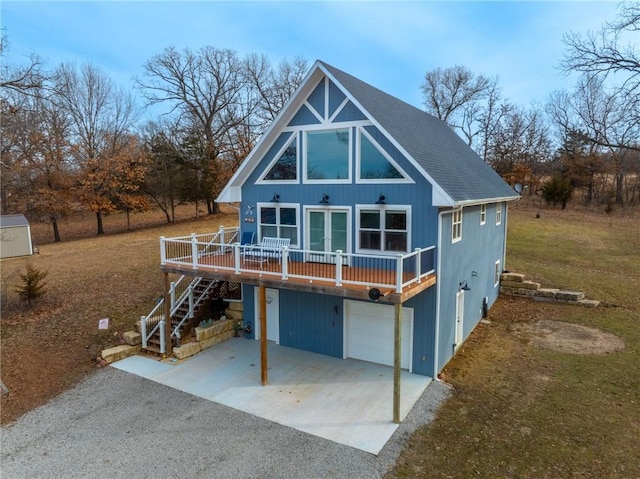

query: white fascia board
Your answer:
[217,61,326,203]
[318,63,454,209]
[452,195,521,208]
[218,186,242,203]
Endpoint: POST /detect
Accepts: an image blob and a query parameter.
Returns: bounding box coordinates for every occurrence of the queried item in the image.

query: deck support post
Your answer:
[259,285,268,386]
[393,302,402,424]
[163,272,173,357]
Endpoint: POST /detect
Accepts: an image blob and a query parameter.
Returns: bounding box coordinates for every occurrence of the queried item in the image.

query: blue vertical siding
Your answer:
[307,78,326,117]
[333,101,367,122]
[278,290,343,357]
[405,287,437,376]
[436,202,507,371]
[328,79,346,117]
[288,105,321,126]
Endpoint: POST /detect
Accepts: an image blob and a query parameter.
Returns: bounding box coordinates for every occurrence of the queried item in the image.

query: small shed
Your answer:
[0,214,34,259]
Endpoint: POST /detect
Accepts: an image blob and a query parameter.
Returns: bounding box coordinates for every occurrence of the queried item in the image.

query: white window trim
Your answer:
[480,204,486,225]
[452,209,463,243]
[256,202,300,248]
[494,259,501,287]
[355,204,412,255]
[496,203,502,225]
[355,127,413,184]
[256,132,299,185]
[303,128,352,184]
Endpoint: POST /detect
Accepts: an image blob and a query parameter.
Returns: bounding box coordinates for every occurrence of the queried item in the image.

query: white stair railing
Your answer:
[141,226,239,352]
[170,276,219,339]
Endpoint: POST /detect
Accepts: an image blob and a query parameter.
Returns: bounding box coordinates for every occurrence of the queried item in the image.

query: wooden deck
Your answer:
[161,250,436,304]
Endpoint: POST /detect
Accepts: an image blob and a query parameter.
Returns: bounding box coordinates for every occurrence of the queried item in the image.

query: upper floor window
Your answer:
[305,128,351,183]
[357,206,410,253]
[480,204,486,225]
[359,132,403,180]
[496,203,502,225]
[257,203,299,247]
[452,209,462,243]
[262,136,297,181]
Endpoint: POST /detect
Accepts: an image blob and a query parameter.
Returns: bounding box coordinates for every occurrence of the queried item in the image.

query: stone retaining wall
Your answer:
[500,272,599,307]
[174,318,238,360]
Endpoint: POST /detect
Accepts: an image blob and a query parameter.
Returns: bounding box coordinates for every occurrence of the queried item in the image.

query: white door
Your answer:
[455,291,464,349]
[343,300,413,371]
[253,288,279,343]
[306,209,349,264]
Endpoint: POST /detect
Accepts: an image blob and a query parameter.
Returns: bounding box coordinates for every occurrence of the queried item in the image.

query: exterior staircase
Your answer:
[139,226,240,355]
[139,277,242,354]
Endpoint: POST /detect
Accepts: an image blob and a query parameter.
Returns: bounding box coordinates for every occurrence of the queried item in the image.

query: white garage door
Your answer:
[343,300,413,371]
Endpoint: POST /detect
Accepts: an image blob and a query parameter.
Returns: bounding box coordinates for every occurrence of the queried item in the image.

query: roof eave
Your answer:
[452,195,521,208]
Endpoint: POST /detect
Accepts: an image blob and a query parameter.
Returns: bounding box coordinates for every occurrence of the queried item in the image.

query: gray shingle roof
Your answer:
[320,61,519,204]
[0,214,30,228]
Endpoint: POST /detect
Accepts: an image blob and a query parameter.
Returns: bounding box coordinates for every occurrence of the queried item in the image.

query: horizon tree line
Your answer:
[1,2,638,241]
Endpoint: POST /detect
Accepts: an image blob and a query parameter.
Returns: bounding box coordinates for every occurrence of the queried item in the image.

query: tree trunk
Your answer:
[51,217,61,243]
[615,173,624,205]
[170,197,175,223]
[126,209,131,230]
[96,211,105,235]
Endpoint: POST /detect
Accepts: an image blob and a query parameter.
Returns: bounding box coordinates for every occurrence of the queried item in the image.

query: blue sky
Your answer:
[1,1,625,114]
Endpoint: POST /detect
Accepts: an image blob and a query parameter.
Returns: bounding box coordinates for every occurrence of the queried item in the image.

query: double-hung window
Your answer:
[452,209,462,243]
[480,204,486,225]
[357,206,410,253]
[496,203,502,225]
[257,203,299,247]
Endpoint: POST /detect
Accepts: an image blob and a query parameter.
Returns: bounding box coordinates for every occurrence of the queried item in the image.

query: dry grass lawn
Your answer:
[1,205,238,424]
[388,199,640,478]
[2,198,639,479]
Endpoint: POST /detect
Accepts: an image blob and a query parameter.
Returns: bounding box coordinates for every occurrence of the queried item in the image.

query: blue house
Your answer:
[158,60,518,420]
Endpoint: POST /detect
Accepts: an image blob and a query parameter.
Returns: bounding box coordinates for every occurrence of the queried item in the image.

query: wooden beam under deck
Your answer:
[160,263,436,304]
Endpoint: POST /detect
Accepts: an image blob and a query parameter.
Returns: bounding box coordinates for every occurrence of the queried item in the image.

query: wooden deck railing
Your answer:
[160,232,435,294]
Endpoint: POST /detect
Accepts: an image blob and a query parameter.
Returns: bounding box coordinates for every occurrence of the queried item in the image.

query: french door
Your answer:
[306,208,349,264]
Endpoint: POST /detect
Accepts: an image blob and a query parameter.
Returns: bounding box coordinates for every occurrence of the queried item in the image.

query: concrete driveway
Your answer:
[1,354,450,479]
[112,339,431,454]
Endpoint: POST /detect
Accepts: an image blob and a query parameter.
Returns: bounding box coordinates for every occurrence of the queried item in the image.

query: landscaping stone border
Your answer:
[500,272,599,307]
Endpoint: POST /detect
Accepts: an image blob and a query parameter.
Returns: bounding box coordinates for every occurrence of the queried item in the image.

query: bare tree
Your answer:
[548,75,638,204]
[561,2,640,152]
[55,62,139,234]
[136,46,252,213]
[421,65,499,152]
[486,103,552,191]
[0,32,45,94]
[245,54,308,132]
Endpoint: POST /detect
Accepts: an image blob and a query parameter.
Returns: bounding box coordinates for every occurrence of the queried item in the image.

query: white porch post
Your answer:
[415,247,422,283]
[395,254,404,293]
[335,250,343,286]
[160,237,167,265]
[282,246,289,280]
[191,233,198,269]
[234,243,241,274]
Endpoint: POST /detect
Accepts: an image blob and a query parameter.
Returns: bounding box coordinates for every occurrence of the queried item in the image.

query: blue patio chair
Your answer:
[240,232,256,245]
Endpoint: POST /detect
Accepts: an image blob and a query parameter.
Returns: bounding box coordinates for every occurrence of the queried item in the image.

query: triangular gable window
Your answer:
[359,133,405,180]
[263,137,297,181]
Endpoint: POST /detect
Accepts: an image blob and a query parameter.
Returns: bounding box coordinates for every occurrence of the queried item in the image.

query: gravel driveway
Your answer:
[1,367,450,478]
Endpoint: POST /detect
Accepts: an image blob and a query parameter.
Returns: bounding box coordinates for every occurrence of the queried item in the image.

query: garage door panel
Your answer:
[344,301,413,371]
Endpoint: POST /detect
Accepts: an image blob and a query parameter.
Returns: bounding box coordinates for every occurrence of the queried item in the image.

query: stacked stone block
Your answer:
[500,272,599,307]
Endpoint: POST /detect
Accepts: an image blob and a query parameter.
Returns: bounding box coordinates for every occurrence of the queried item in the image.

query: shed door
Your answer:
[343,300,413,371]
